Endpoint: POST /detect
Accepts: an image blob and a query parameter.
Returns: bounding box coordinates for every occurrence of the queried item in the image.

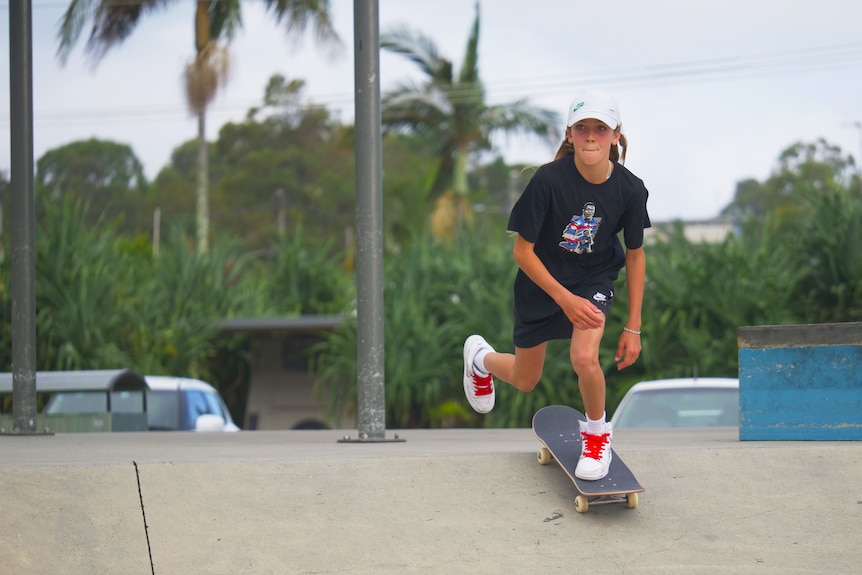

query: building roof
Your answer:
[216,315,343,334]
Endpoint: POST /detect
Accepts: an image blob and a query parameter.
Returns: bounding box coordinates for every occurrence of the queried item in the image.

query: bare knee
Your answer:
[510,374,541,392]
[569,330,603,377]
[505,345,546,393]
[570,349,601,378]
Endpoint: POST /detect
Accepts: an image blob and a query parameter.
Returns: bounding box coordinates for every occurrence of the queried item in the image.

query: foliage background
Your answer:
[1,78,860,428]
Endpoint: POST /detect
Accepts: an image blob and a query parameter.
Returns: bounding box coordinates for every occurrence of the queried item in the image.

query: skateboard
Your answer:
[532,404,644,513]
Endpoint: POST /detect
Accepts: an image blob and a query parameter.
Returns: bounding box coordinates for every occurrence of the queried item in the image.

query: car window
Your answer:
[184,390,225,428]
[44,391,106,414]
[43,391,145,414]
[111,391,145,413]
[147,389,181,430]
[616,388,739,428]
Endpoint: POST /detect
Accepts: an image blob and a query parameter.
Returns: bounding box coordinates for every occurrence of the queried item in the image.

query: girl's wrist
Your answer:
[623,326,641,336]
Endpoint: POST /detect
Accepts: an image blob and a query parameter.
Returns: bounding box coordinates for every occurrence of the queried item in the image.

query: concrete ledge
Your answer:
[738,322,862,348]
[738,322,862,440]
[2,429,862,574]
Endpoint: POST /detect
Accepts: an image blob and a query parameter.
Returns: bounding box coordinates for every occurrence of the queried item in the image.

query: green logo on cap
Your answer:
[572,102,585,113]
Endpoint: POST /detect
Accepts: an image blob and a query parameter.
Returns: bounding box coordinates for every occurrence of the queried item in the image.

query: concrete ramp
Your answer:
[1,429,860,574]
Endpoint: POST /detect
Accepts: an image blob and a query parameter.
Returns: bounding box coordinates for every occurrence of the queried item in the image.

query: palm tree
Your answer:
[380,2,558,238]
[56,0,340,252]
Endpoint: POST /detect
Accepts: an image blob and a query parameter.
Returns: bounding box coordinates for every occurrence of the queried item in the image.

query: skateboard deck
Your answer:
[532,404,644,513]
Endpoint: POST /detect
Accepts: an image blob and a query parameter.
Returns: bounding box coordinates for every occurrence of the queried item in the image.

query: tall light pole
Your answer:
[340,0,403,443]
[7,0,38,434]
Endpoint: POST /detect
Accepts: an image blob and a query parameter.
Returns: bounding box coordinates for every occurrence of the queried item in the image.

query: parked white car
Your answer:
[610,377,739,428]
[142,376,240,432]
[43,374,239,432]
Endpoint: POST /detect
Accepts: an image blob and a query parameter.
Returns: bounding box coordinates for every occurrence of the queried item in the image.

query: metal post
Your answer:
[8,0,38,434]
[340,0,402,443]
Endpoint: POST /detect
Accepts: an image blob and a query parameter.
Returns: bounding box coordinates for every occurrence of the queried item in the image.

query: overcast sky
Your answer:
[2,0,862,222]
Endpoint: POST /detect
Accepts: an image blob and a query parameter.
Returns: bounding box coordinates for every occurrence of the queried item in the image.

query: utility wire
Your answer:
[2,41,861,128]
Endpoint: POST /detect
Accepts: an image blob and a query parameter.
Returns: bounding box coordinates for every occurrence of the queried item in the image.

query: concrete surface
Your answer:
[1,427,861,574]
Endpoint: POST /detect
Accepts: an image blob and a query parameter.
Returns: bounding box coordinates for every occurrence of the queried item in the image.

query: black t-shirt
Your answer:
[507,156,650,319]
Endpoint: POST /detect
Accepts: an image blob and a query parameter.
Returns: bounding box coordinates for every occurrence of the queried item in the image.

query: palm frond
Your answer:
[481,101,561,143]
[210,0,243,42]
[60,0,174,65]
[56,0,98,64]
[381,25,452,82]
[380,4,559,220]
[458,3,480,86]
[381,90,451,132]
[264,0,342,49]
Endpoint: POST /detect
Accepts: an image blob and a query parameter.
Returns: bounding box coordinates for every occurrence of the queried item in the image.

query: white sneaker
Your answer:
[575,420,613,480]
[463,335,495,414]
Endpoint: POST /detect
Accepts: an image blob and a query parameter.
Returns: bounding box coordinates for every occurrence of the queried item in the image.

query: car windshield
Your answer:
[615,388,739,428]
[148,388,228,430]
[184,389,226,423]
[45,390,144,414]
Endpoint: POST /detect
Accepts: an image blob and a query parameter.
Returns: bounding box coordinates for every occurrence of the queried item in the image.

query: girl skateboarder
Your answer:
[463,89,650,481]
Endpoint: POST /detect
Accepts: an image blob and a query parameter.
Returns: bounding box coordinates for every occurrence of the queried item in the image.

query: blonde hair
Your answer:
[552,125,628,164]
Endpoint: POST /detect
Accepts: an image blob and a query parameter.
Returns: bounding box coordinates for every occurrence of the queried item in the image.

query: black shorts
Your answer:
[512,284,614,348]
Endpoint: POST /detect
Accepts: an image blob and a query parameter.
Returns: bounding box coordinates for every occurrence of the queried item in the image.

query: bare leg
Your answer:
[482,343,547,392]
[570,326,606,420]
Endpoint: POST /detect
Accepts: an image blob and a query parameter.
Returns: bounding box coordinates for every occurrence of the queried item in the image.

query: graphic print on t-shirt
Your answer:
[560,202,602,254]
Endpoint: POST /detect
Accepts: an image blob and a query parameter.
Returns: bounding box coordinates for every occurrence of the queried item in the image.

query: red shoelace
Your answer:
[580,431,610,460]
[472,372,494,396]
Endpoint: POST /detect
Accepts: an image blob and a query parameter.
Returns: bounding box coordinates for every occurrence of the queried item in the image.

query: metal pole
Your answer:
[343,0,400,443]
[9,0,38,434]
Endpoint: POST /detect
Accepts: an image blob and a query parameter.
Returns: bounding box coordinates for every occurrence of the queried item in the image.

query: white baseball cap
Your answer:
[566,90,621,129]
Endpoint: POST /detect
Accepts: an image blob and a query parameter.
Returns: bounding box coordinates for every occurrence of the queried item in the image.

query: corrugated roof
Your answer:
[216,315,343,334]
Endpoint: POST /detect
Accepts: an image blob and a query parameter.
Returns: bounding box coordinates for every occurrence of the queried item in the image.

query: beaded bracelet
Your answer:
[623,327,641,336]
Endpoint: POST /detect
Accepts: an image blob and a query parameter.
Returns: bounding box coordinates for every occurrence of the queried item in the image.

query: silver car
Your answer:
[610,377,739,428]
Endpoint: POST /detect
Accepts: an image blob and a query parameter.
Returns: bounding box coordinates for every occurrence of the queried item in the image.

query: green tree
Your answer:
[153,74,438,249]
[0,169,9,262]
[720,139,862,323]
[380,2,558,238]
[57,0,341,252]
[35,138,148,232]
[264,224,354,316]
[0,225,12,371]
[34,197,132,370]
[149,139,201,234]
[313,226,514,428]
[722,139,856,220]
[782,187,862,323]
[377,131,441,243]
[212,76,355,248]
[121,225,267,379]
[19,193,269,380]
[623,225,802,384]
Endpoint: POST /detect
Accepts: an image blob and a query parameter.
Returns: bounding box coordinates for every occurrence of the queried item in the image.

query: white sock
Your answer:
[586,413,607,435]
[473,348,491,375]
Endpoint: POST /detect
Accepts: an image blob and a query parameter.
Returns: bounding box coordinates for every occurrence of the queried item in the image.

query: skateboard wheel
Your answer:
[536,447,552,465]
[575,495,589,513]
[626,492,638,509]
